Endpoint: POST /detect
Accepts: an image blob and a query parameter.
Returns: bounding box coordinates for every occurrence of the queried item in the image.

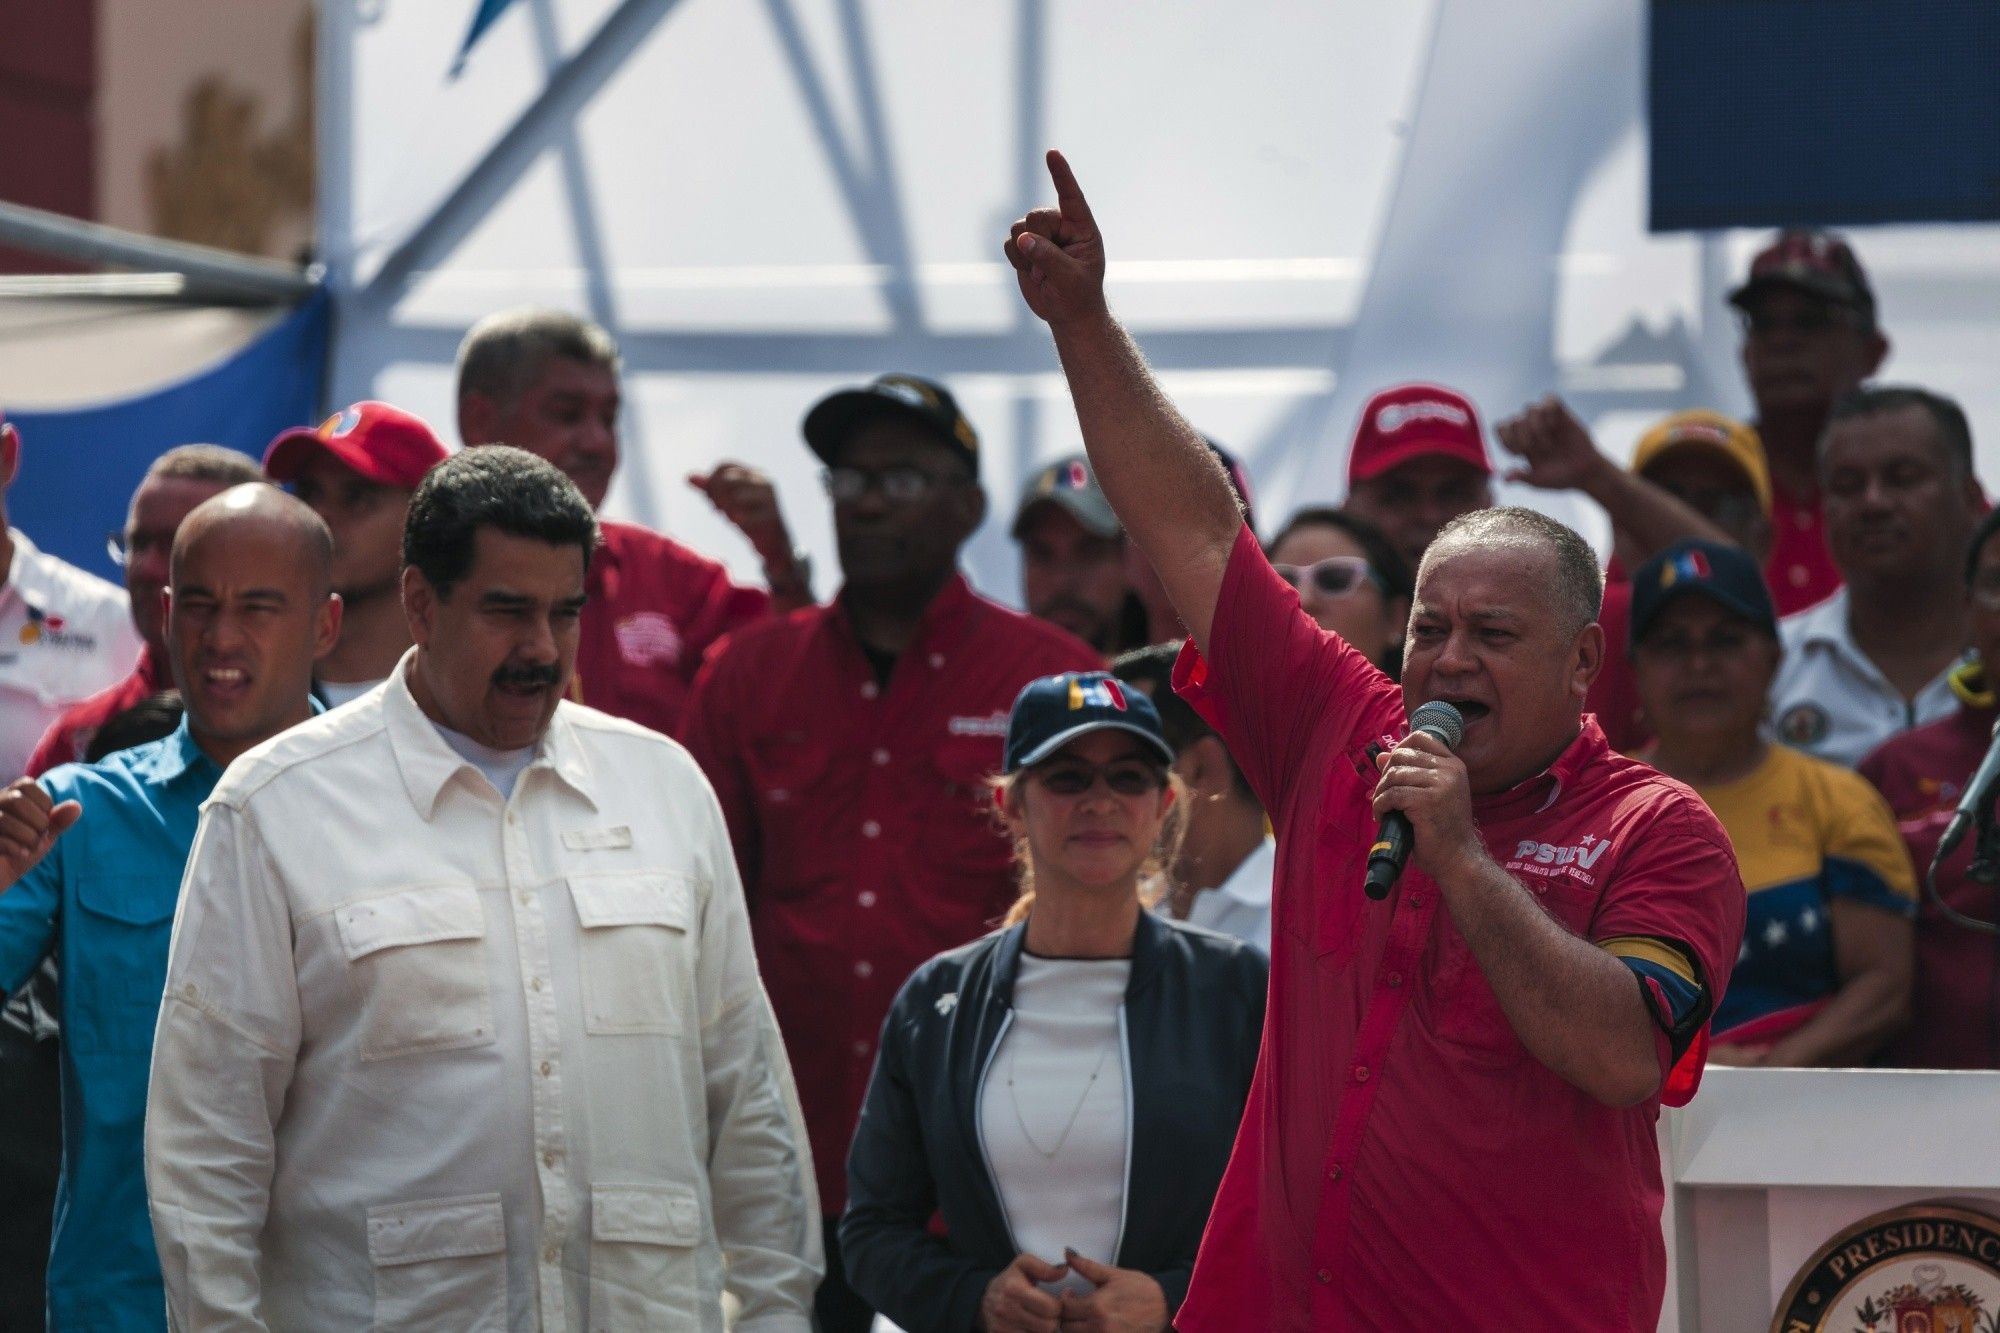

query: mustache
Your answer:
[491,661,561,690]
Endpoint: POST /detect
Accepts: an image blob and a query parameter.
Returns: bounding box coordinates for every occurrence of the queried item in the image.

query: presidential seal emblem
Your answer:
[1772,1202,2000,1332]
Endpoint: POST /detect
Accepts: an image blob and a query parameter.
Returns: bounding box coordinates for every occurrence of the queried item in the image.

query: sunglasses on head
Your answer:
[1272,555,1379,598]
[1029,759,1168,797]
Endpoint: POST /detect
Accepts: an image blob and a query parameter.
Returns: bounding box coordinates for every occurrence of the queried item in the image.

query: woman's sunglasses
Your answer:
[1030,761,1168,797]
[1272,555,1379,599]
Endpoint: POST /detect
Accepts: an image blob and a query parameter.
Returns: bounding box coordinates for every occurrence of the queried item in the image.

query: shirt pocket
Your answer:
[744,734,830,885]
[926,737,1008,870]
[588,1181,707,1329]
[1421,918,1527,1067]
[335,885,495,1062]
[366,1193,507,1332]
[70,874,180,1055]
[568,872,698,1038]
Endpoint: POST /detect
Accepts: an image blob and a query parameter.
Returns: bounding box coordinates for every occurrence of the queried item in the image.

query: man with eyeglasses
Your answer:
[263,401,448,707]
[680,373,1099,1333]
[1731,229,1891,614]
[1768,386,1981,767]
[457,308,812,737]
[27,445,261,777]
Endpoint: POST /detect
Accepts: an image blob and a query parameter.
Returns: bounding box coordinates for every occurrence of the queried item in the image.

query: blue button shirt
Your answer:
[0,719,222,1330]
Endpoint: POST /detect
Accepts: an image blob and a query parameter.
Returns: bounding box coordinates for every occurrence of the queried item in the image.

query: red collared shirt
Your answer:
[574,520,771,737]
[1858,687,2000,1068]
[1170,526,1743,1331]
[1766,476,1842,616]
[679,575,1099,1211]
[25,643,168,777]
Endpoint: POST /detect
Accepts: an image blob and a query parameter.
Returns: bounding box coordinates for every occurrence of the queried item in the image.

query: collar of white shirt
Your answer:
[382,649,599,818]
[1211,837,1275,911]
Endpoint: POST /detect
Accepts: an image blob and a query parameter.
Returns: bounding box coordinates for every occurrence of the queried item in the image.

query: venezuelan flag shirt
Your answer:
[1693,743,1915,1038]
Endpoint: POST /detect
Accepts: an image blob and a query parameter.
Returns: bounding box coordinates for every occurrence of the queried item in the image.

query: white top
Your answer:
[315,676,384,710]
[146,651,821,1332]
[433,718,537,798]
[1181,837,1274,955]
[0,529,139,776]
[978,954,1129,1298]
[1768,589,1962,768]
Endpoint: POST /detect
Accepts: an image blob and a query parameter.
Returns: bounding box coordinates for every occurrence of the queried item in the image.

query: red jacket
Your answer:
[679,575,1099,1211]
[574,521,770,737]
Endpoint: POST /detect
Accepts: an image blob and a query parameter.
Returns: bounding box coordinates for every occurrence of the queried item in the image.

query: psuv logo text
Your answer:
[1505,835,1610,884]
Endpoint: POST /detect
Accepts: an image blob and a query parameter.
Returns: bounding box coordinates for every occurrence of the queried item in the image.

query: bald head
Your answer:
[166,483,341,767]
[172,483,334,597]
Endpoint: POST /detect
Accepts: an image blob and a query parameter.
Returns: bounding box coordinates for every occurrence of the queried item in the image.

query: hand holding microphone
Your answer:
[1367,701,1469,900]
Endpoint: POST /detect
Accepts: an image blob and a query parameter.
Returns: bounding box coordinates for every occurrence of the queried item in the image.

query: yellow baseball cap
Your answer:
[1631,410,1771,515]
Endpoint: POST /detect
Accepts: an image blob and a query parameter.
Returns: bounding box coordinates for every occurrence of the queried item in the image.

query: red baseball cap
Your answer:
[264,402,449,489]
[1346,382,1491,486]
[1728,229,1876,324]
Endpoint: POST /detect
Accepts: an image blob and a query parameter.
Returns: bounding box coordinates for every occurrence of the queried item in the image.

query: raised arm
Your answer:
[1497,397,1734,559]
[1005,151,1243,653]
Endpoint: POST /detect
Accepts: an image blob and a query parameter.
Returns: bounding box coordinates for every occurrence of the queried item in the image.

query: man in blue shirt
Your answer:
[0,483,338,1328]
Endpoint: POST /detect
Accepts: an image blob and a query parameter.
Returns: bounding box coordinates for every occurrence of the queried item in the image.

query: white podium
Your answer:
[1660,1067,2000,1330]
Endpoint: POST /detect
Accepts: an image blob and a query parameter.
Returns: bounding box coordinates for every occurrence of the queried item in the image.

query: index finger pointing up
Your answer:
[1045,149,1097,232]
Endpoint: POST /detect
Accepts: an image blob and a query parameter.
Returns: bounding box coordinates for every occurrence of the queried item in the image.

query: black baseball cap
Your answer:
[1004,671,1176,774]
[803,373,980,469]
[1629,540,1777,649]
[1728,229,1877,325]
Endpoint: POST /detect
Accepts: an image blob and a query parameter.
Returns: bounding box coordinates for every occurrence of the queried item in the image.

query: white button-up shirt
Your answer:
[146,657,820,1330]
[0,529,139,776]
[1768,588,1962,768]
[1181,837,1274,956]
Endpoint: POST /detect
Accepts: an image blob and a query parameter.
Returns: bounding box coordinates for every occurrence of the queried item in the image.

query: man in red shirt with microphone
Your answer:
[1005,152,1745,1329]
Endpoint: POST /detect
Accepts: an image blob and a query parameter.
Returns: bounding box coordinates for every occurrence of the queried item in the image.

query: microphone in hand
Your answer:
[1365,701,1466,901]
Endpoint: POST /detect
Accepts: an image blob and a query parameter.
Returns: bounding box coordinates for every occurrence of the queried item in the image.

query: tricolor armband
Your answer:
[1600,935,1711,1063]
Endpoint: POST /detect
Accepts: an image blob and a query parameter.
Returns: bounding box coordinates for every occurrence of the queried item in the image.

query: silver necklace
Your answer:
[1007,1038,1116,1160]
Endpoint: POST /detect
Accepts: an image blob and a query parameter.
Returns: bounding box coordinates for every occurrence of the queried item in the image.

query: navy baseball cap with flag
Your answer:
[1004,671,1176,773]
[1629,539,1777,649]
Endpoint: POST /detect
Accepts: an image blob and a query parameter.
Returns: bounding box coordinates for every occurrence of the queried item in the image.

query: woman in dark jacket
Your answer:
[841,671,1267,1333]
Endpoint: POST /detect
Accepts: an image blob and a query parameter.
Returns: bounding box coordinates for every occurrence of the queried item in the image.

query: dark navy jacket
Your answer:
[840,911,1267,1332]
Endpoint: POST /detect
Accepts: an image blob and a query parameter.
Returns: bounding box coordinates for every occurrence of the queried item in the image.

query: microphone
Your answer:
[1934,716,2000,864]
[1364,700,1465,901]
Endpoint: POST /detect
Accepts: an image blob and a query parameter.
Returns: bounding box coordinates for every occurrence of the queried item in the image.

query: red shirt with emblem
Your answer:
[679,575,1099,1210]
[1169,526,1744,1331]
[575,520,770,737]
[1766,476,1842,616]
[1858,691,2000,1068]
[25,644,168,776]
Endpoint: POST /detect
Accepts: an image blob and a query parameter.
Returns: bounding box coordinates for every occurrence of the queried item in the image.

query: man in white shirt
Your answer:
[1112,642,1272,954]
[0,415,143,777]
[146,446,820,1330]
[1768,387,1982,767]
